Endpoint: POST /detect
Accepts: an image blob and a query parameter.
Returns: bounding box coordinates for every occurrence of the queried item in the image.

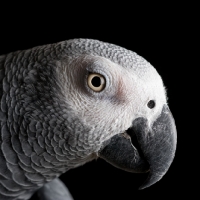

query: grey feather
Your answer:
[34,178,73,200]
[0,39,176,199]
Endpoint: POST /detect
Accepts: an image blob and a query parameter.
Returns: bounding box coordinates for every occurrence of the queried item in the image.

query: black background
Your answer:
[0,3,197,200]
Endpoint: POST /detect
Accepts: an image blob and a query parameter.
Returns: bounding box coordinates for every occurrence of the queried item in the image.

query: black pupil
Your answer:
[147,100,155,109]
[91,76,101,87]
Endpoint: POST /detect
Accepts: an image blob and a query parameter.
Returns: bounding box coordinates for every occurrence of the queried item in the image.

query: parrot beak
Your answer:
[99,105,177,189]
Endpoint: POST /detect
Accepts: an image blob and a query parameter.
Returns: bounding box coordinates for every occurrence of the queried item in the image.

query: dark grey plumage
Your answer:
[0,39,177,200]
[0,39,99,199]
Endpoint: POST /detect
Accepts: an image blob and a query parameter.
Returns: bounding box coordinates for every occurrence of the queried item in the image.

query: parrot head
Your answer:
[51,39,177,189]
[0,39,177,200]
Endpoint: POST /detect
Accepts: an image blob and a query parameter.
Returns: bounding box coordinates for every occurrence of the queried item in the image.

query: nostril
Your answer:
[147,100,156,109]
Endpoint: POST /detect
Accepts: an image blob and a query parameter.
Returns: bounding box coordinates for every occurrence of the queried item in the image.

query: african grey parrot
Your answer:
[0,39,177,200]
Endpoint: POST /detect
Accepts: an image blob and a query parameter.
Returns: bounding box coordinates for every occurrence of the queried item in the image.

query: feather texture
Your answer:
[0,39,168,199]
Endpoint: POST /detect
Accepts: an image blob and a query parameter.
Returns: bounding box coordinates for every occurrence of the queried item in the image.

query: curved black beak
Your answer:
[99,105,177,189]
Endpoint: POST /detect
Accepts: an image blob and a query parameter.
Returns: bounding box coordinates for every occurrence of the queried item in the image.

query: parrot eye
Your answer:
[87,73,106,92]
[147,100,155,109]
